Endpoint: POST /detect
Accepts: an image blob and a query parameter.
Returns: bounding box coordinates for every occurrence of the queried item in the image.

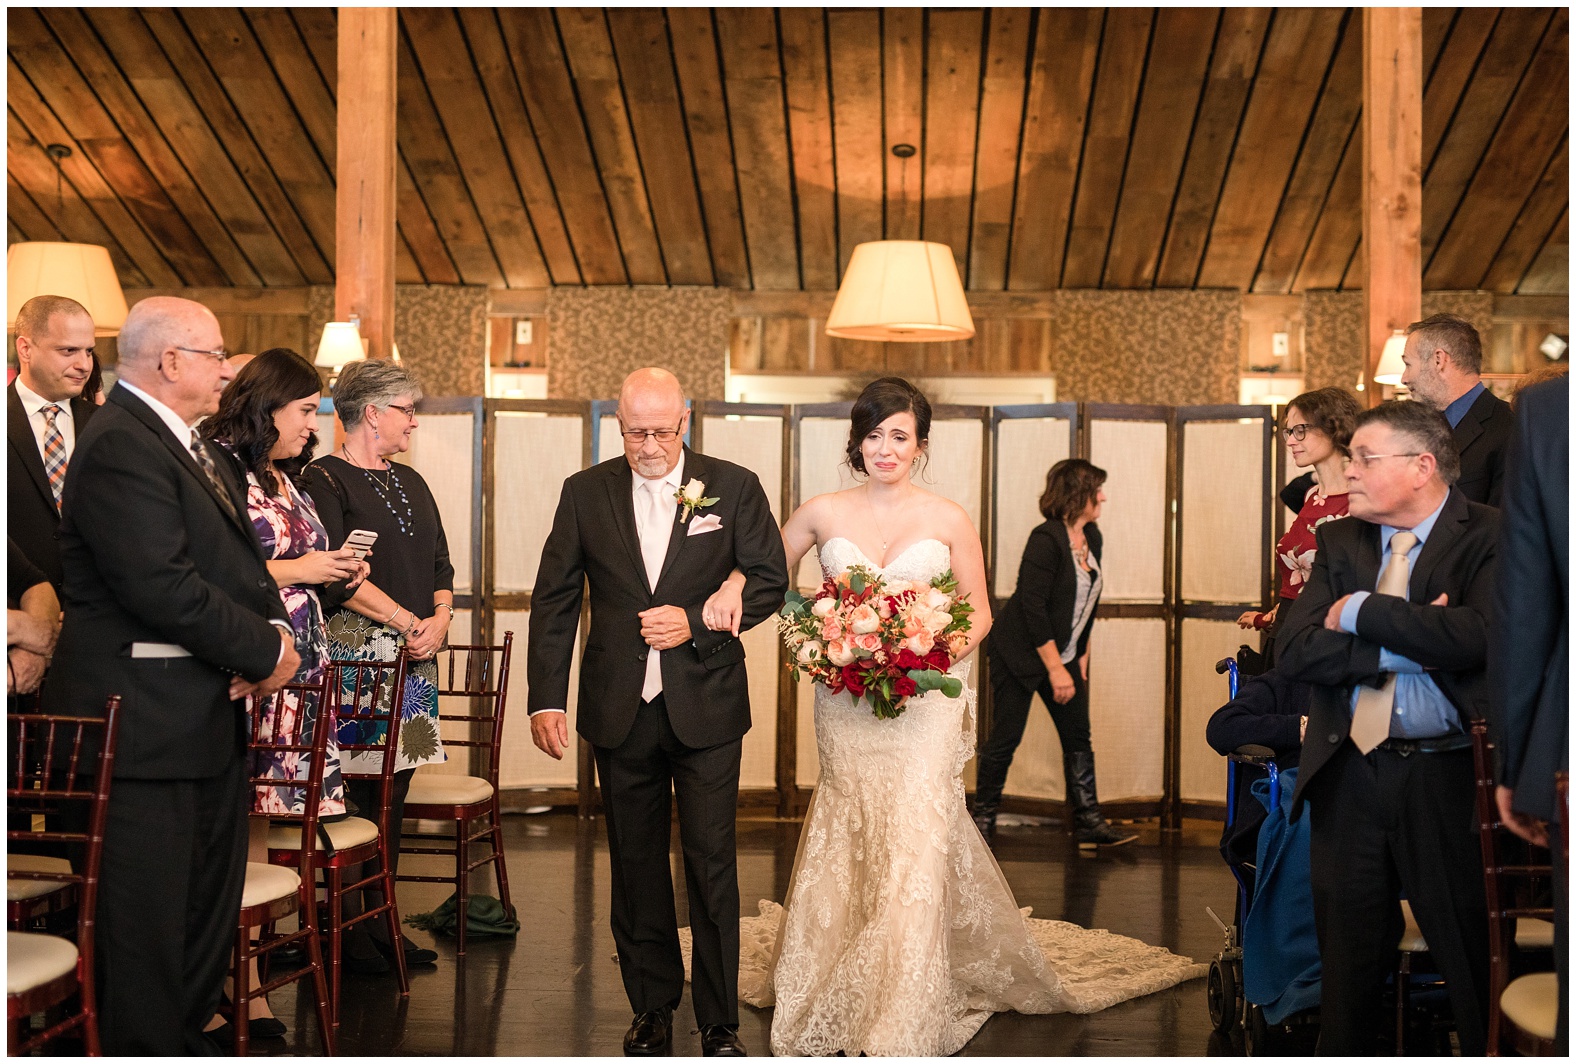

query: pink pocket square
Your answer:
[687,514,723,536]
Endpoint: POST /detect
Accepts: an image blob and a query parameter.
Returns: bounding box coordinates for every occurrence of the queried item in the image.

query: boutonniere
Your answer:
[675,478,719,522]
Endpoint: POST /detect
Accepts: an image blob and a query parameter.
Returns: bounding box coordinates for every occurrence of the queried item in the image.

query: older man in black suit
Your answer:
[1399,312,1513,506]
[7,294,98,588]
[45,296,300,1055]
[1277,400,1497,1055]
[1492,374,1568,1049]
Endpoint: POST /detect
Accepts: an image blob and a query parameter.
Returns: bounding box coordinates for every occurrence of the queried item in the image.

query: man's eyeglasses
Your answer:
[175,346,230,365]
[384,403,417,418]
[621,428,682,444]
[1347,452,1421,470]
[1281,424,1316,441]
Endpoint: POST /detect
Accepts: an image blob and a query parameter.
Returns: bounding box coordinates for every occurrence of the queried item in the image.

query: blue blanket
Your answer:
[1240,766,1322,1024]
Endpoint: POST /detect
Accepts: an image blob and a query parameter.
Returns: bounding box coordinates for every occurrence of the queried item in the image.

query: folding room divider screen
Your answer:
[401,397,1280,827]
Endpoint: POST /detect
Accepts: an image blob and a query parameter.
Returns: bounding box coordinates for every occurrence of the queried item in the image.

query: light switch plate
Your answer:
[1272,331,1289,356]
[515,319,533,346]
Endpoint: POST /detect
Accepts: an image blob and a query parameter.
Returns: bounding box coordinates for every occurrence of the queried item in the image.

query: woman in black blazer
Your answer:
[976,459,1137,847]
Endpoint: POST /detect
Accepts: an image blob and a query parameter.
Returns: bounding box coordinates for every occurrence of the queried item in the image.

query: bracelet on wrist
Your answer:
[388,606,405,628]
[436,603,455,618]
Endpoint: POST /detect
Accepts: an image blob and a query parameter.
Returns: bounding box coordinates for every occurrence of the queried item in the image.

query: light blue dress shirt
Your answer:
[1336,496,1461,739]
[1442,381,1485,429]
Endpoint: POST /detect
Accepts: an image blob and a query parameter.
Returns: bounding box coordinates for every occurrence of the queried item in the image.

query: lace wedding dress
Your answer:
[685,538,1204,1056]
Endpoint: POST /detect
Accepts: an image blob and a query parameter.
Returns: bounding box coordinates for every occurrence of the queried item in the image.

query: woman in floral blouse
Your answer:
[1239,388,1361,649]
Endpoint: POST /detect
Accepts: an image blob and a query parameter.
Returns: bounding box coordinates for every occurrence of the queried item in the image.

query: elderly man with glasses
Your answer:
[1275,400,1497,1055]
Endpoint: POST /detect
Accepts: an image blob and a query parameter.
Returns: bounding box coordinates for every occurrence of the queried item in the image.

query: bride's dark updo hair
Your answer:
[846,377,932,475]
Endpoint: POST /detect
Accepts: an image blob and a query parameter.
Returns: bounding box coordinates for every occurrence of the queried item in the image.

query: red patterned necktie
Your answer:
[40,404,67,510]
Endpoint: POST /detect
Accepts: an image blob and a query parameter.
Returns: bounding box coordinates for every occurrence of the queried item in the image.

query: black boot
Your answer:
[970,795,999,841]
[1065,751,1137,849]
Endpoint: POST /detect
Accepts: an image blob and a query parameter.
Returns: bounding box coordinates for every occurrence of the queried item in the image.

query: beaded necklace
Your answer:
[341,445,414,535]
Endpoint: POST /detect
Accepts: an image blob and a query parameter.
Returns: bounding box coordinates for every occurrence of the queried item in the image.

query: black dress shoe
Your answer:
[623,1009,672,1055]
[701,1025,747,1056]
[205,1016,288,1044]
[374,932,438,966]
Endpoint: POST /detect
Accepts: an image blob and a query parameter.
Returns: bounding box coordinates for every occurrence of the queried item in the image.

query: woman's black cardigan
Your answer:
[986,519,1103,689]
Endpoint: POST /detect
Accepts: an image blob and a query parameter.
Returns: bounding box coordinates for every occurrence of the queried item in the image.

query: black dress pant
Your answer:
[976,656,1091,808]
[1306,742,1490,1056]
[95,753,250,1055]
[593,694,742,1027]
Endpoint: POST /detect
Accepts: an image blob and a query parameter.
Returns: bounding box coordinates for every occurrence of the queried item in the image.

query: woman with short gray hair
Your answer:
[301,356,453,970]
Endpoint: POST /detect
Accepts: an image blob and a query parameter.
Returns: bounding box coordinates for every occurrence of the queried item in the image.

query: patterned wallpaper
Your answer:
[546,287,732,400]
[1048,289,1241,405]
[1304,290,1496,392]
[305,284,488,397]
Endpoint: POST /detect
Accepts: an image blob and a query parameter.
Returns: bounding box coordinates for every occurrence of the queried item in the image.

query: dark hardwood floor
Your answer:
[256,812,1242,1056]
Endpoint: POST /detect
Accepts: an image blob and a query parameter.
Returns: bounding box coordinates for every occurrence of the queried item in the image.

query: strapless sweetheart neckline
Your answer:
[820,535,948,573]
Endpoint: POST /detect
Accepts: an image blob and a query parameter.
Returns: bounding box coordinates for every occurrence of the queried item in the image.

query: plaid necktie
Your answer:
[40,405,67,510]
[189,437,241,523]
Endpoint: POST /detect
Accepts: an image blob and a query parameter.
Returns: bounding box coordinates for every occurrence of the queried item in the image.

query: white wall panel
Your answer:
[420,609,474,779]
[740,621,779,789]
[493,413,585,593]
[1180,619,1248,802]
[701,415,784,523]
[1089,419,1168,603]
[401,412,473,593]
[795,417,856,590]
[922,418,984,528]
[1181,420,1265,603]
[1085,618,1166,800]
[993,418,1072,599]
[495,609,580,788]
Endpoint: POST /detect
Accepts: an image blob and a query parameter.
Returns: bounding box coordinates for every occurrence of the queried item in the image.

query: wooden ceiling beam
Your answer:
[606,8,715,286]
[778,7,838,290]
[882,9,924,241]
[1102,8,1215,289]
[1063,7,1152,288]
[1007,8,1102,290]
[921,9,984,283]
[966,8,1032,290]
[335,7,397,359]
[1197,8,1344,290]
[1483,138,1569,293]
[1515,211,1568,295]
[826,9,883,279]
[1420,8,1498,173]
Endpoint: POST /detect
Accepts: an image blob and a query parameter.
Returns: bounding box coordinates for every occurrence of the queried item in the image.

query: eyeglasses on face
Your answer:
[175,345,230,365]
[621,428,682,444]
[384,402,417,418]
[1347,452,1421,470]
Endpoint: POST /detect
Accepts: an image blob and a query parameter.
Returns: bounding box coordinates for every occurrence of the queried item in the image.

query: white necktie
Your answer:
[638,479,673,701]
[1350,530,1420,754]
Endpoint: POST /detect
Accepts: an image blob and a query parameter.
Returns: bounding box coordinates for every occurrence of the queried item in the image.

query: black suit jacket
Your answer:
[987,520,1103,688]
[1276,489,1498,813]
[1491,377,1568,820]
[527,448,789,750]
[43,383,288,779]
[1452,386,1514,507]
[7,381,96,588]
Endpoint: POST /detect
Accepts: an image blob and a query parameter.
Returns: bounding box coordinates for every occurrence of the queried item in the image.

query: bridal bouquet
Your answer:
[778,565,973,720]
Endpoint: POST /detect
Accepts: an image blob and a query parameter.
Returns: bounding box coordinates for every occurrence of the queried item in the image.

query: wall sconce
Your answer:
[6,242,129,336]
[825,240,974,342]
[1372,330,1407,386]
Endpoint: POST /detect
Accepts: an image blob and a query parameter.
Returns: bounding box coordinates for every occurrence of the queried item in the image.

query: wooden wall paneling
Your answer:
[714,8,800,289]
[1420,8,1499,173]
[1294,138,1362,291]
[458,9,580,286]
[556,8,668,286]
[1252,15,1363,294]
[1418,8,1554,262]
[8,220,26,245]
[498,7,627,285]
[1102,8,1216,289]
[402,8,550,289]
[173,9,339,278]
[1155,8,1271,289]
[605,8,714,286]
[882,9,925,241]
[130,8,326,284]
[1482,137,1568,293]
[5,173,65,243]
[666,8,749,288]
[827,9,884,278]
[31,6,261,286]
[1062,8,1153,288]
[777,7,838,290]
[5,62,181,286]
[393,28,504,287]
[393,156,461,285]
[966,7,1032,290]
[1518,211,1567,294]
[1426,12,1569,289]
[1006,8,1102,290]
[1197,8,1345,291]
[921,9,984,280]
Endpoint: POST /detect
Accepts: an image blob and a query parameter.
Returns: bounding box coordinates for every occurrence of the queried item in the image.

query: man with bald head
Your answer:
[8,294,98,588]
[45,296,299,1054]
[530,368,788,1056]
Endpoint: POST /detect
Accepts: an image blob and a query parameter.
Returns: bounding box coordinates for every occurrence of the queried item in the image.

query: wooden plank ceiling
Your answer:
[7,7,1568,294]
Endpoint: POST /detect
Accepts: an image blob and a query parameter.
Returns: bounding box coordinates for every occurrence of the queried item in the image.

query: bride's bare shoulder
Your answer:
[913,488,972,532]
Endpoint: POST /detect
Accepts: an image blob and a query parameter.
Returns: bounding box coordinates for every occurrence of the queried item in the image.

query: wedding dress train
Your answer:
[684,538,1204,1056]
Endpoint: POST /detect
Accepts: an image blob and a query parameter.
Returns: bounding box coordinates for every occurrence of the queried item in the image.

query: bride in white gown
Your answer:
[696,379,1203,1056]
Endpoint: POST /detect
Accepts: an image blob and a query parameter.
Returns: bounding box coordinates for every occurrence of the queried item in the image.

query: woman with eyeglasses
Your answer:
[301,357,452,972]
[1238,387,1361,642]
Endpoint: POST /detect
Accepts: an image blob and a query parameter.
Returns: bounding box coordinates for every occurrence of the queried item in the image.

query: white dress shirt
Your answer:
[15,375,78,463]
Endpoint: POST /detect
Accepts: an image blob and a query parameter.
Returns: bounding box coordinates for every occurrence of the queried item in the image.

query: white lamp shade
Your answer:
[825,240,974,342]
[315,321,366,368]
[1373,330,1408,386]
[7,242,129,336]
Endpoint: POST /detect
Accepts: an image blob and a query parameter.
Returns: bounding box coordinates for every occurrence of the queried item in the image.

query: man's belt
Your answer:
[1376,734,1473,756]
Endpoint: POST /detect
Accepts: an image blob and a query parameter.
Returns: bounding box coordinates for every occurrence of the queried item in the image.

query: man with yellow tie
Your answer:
[1278,400,1497,1056]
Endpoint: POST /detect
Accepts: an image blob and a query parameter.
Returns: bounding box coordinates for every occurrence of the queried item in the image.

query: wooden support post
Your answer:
[336,8,398,360]
[1362,8,1423,404]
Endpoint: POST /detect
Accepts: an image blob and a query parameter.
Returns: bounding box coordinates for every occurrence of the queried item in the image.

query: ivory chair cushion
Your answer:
[1398,900,1428,953]
[7,931,77,994]
[267,816,379,853]
[7,855,72,902]
[241,862,301,909]
[1515,917,1555,950]
[1500,971,1558,1041]
[406,773,494,806]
